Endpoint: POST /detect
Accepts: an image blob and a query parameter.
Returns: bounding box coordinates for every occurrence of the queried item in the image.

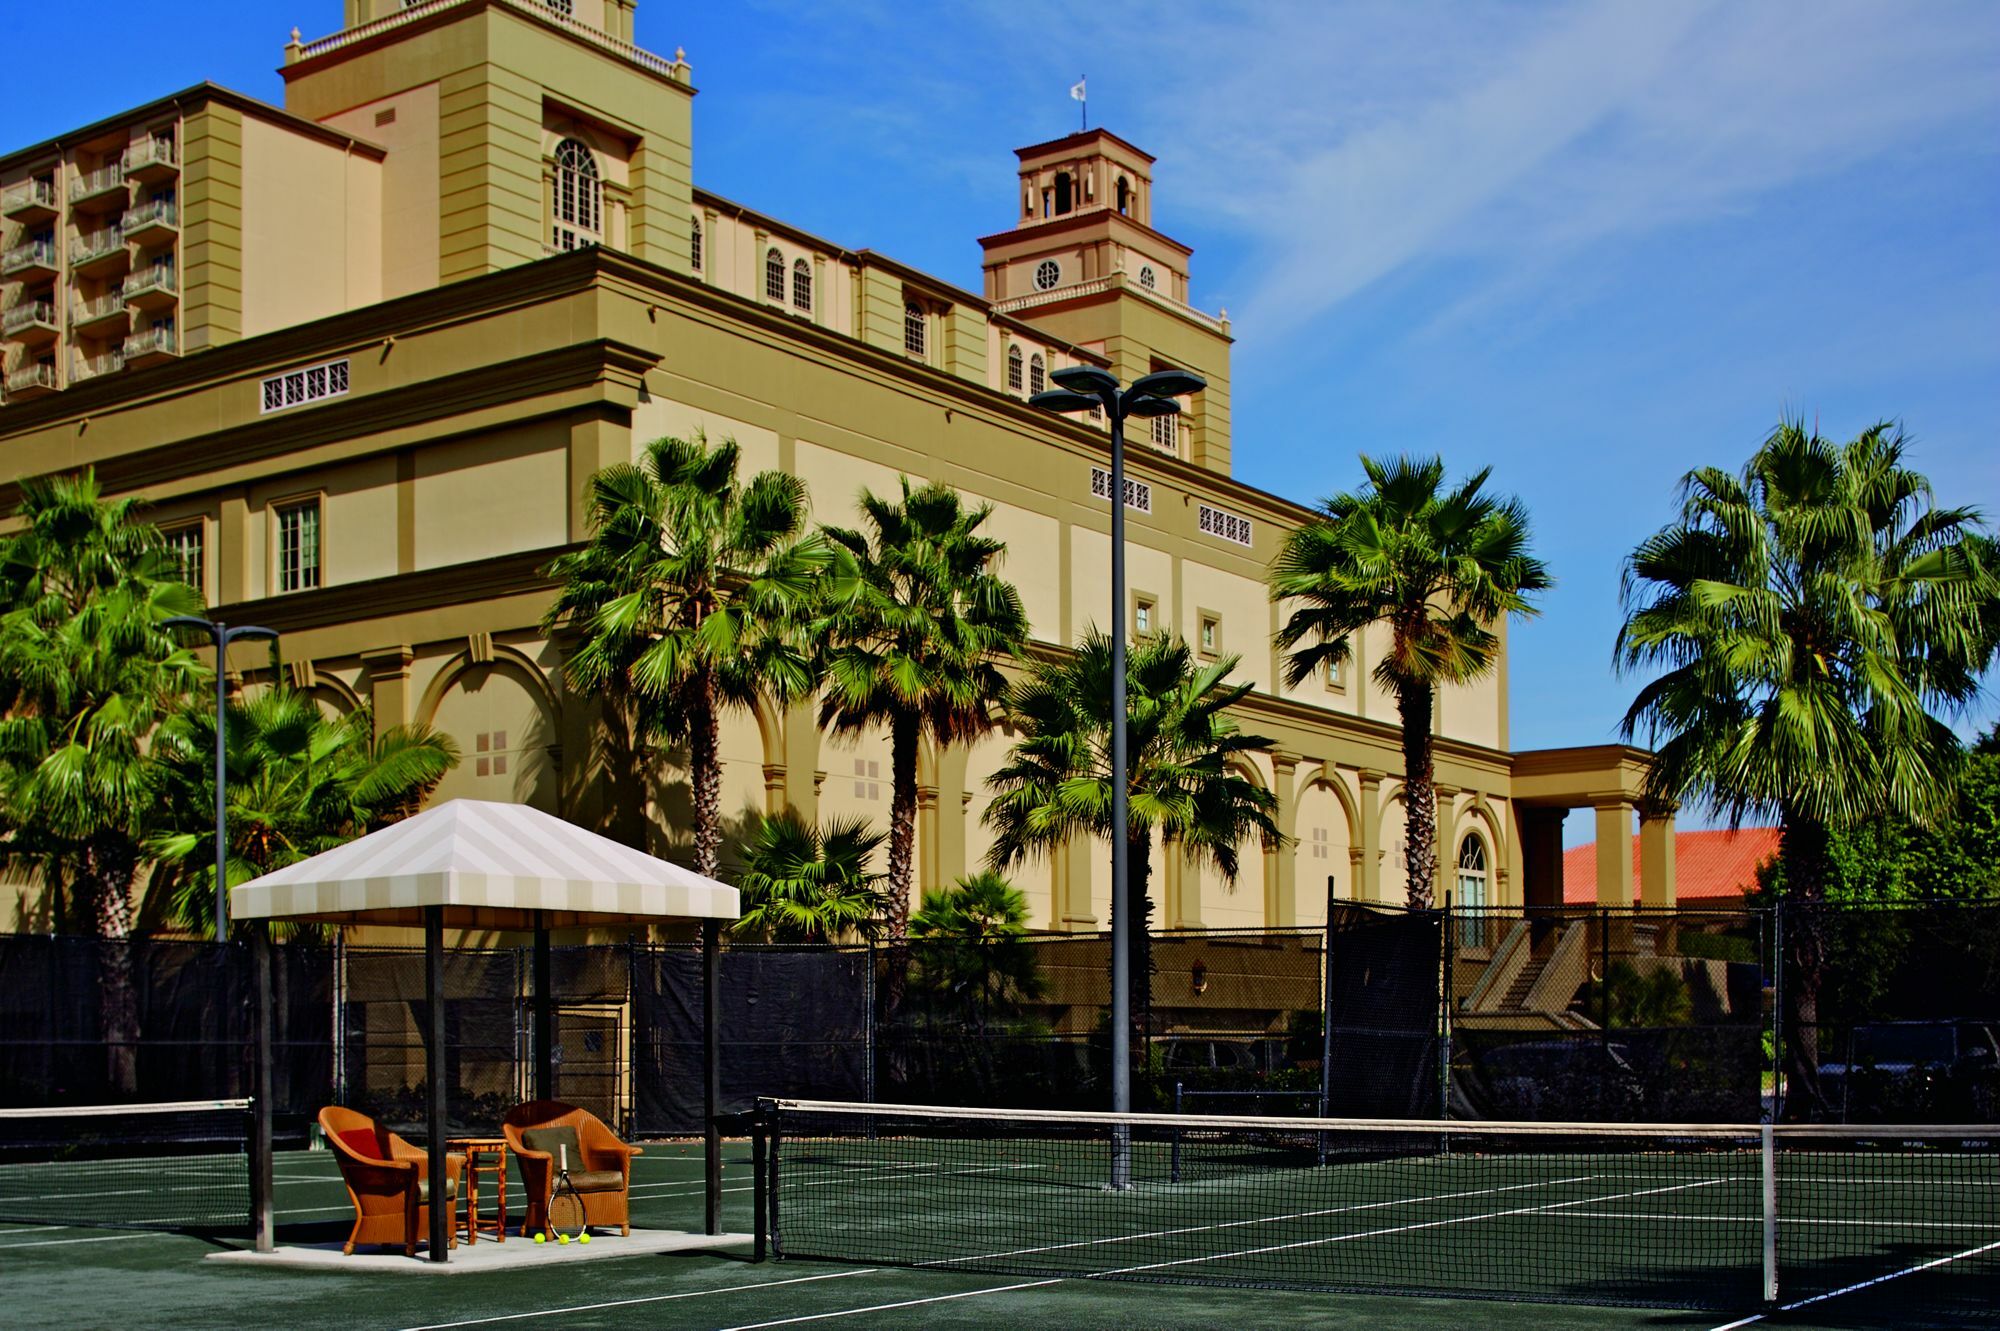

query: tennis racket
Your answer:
[543,1143,590,1245]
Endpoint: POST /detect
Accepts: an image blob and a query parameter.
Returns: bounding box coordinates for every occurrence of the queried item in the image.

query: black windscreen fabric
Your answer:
[1323,907,1440,1118]
[633,947,869,1134]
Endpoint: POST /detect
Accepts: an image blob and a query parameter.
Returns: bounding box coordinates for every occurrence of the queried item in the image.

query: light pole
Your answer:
[1032,364,1204,1188]
[165,617,277,941]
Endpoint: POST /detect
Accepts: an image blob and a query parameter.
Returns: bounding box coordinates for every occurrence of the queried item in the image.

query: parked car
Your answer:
[1817,1020,2000,1122]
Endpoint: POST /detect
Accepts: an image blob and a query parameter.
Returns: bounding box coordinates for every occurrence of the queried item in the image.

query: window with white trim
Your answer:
[1456,834,1488,945]
[903,302,926,359]
[765,247,786,302]
[1006,344,1023,393]
[261,359,350,414]
[1090,466,1150,512]
[1198,503,1252,547]
[792,257,812,312]
[275,499,322,594]
[551,138,600,251]
[1198,612,1219,656]
[1134,596,1155,637]
[1150,412,1177,453]
[1034,259,1060,291]
[1029,353,1046,395]
[163,522,204,595]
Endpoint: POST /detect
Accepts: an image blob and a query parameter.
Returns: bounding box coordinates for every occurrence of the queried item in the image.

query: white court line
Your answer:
[921,1173,1604,1267]
[393,1269,877,1330]
[715,1279,1064,1330]
[0,1230,179,1250]
[1705,1237,2000,1331]
[1557,1210,2000,1232]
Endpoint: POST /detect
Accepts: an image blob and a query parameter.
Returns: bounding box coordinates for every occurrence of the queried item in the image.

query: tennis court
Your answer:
[2,1112,1992,1329]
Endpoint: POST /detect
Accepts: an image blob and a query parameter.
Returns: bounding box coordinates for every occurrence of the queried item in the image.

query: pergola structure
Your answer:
[231,799,739,1262]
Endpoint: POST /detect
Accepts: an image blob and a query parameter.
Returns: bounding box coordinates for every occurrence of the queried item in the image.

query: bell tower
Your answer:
[979,129,1232,473]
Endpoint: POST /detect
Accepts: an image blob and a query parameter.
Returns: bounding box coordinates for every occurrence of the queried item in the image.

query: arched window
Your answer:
[1116,176,1130,215]
[1006,344,1023,393]
[903,302,926,359]
[792,257,812,311]
[690,216,702,272]
[1029,353,1045,395]
[1054,171,1073,215]
[552,138,601,250]
[1139,265,1157,291]
[764,248,786,302]
[1456,834,1488,944]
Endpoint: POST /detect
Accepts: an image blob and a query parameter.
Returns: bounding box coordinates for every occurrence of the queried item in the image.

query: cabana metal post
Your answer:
[232,800,740,1264]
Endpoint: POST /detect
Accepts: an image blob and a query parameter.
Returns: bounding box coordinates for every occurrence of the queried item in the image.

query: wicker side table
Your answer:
[448,1137,509,1244]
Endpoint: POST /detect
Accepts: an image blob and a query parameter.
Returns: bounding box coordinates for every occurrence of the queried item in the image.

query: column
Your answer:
[1357,770,1384,902]
[1261,835,1285,928]
[782,700,819,820]
[1594,802,1635,907]
[1519,807,1567,911]
[916,783,940,896]
[360,645,414,737]
[1055,836,1098,931]
[1639,808,1678,908]
[1268,754,1299,926]
[568,415,628,542]
[1434,784,1459,905]
[1160,840,1186,930]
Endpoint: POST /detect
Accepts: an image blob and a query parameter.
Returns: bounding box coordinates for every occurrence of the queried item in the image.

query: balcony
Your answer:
[70,230,129,278]
[72,350,124,383]
[1,239,59,280]
[5,362,60,398]
[2,178,58,223]
[71,289,129,336]
[3,299,60,344]
[68,165,127,213]
[123,266,176,309]
[122,326,177,367]
[120,199,178,246]
[124,139,179,184]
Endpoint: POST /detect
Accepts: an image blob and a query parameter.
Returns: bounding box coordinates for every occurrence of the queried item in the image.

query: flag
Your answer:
[1070,78,1087,103]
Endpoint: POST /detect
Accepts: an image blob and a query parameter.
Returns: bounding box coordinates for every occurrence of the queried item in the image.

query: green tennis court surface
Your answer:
[3,1141,1990,1330]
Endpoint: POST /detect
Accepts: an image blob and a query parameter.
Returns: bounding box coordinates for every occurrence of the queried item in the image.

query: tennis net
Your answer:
[755,1100,1999,1320]
[0,1099,252,1233]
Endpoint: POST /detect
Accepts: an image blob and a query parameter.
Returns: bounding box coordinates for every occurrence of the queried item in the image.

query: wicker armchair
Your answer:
[318,1105,463,1257]
[502,1100,642,1237]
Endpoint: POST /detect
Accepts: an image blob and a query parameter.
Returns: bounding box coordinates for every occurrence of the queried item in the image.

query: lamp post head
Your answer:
[1130,368,1206,400]
[1124,396,1180,419]
[1050,365,1120,398]
[163,615,216,636]
[1030,389,1101,415]
[227,626,279,644]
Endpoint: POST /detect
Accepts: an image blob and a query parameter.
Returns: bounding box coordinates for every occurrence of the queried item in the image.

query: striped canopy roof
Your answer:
[231,799,739,928]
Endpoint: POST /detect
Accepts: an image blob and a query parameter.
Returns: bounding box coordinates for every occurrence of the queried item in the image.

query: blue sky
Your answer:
[8,2,1999,831]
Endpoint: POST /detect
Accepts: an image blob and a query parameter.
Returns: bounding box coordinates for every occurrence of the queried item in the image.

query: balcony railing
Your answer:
[124,139,179,176]
[2,179,58,217]
[2,300,58,336]
[121,199,179,237]
[68,165,126,204]
[124,267,176,302]
[7,362,60,394]
[72,289,128,326]
[1,240,58,275]
[73,350,125,382]
[123,327,177,359]
[70,231,127,268]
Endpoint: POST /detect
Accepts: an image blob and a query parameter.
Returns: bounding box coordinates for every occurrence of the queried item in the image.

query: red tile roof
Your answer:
[1563,827,1781,904]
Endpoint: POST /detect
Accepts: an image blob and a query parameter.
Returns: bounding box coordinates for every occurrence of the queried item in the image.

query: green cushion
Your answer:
[521,1125,584,1171]
[568,1169,624,1193]
[415,1176,458,1203]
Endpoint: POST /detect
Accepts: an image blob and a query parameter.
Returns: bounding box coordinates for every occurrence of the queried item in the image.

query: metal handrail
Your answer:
[2,240,58,271]
[2,179,57,213]
[122,200,179,234]
[70,231,127,265]
[6,363,60,393]
[125,139,179,173]
[2,300,58,333]
[72,290,128,324]
[69,164,125,201]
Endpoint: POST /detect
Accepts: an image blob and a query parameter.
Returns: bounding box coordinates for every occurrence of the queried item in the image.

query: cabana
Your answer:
[231,799,739,1262]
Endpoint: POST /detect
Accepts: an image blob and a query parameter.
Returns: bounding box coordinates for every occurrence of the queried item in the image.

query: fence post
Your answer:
[1761,1121,1778,1304]
[864,938,877,1105]
[1439,893,1453,1121]
[331,931,347,1107]
[702,919,722,1236]
[1770,903,1785,1124]
[1320,875,1335,1123]
[250,926,274,1253]
[1170,1081,1183,1183]
[1600,906,1612,1115]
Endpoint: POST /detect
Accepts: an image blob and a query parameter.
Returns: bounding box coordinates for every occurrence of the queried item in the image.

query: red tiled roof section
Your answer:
[1563,827,1781,904]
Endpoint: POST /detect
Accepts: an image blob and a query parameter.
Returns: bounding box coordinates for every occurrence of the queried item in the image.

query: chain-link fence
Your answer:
[2,901,1993,1134]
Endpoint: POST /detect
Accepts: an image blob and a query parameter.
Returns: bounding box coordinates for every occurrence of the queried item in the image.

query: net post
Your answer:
[1761,1121,1778,1304]
[751,1103,768,1263]
[1170,1081,1182,1183]
[249,925,274,1253]
[767,1102,783,1261]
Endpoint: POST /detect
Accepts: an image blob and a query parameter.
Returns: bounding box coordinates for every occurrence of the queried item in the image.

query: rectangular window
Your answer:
[1199,613,1219,656]
[852,759,881,801]
[1198,503,1252,547]
[475,730,510,778]
[260,358,350,414]
[275,499,322,593]
[1090,466,1151,512]
[1326,652,1345,690]
[1134,597,1154,637]
[1150,413,1178,453]
[163,522,204,595]
[1312,826,1329,860]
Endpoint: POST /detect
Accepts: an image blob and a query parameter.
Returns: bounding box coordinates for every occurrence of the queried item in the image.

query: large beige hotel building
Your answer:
[0,0,1682,935]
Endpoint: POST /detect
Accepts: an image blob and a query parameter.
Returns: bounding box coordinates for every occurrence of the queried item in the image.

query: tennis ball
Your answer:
[557,1234,569,1245]
[579,1233,591,1245]
[533,1233,545,1245]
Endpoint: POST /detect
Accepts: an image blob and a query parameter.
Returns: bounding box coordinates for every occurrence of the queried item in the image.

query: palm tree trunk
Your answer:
[85,838,141,1096]
[1395,678,1438,909]
[881,713,921,1020]
[1778,813,1830,1122]
[688,672,723,878]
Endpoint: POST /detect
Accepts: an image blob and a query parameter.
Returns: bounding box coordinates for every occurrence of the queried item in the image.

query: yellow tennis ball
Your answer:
[557,1234,569,1245]
[579,1233,591,1245]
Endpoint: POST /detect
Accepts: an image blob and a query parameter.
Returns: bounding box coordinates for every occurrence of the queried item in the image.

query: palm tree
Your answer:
[1617,420,2000,1116]
[984,631,1280,1038]
[816,478,1027,1000]
[910,871,1043,1027]
[1271,455,1549,907]
[0,471,208,1092]
[544,432,829,873]
[148,687,459,939]
[732,810,888,943]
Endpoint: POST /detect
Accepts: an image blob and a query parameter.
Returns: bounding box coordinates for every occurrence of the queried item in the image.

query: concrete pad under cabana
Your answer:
[230,799,740,1264]
[206,1228,754,1275]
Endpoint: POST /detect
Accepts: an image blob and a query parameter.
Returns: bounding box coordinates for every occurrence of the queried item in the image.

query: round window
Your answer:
[1139,265,1157,290]
[1034,260,1060,291]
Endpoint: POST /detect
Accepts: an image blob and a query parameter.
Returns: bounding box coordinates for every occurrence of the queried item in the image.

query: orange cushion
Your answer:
[338,1128,385,1160]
